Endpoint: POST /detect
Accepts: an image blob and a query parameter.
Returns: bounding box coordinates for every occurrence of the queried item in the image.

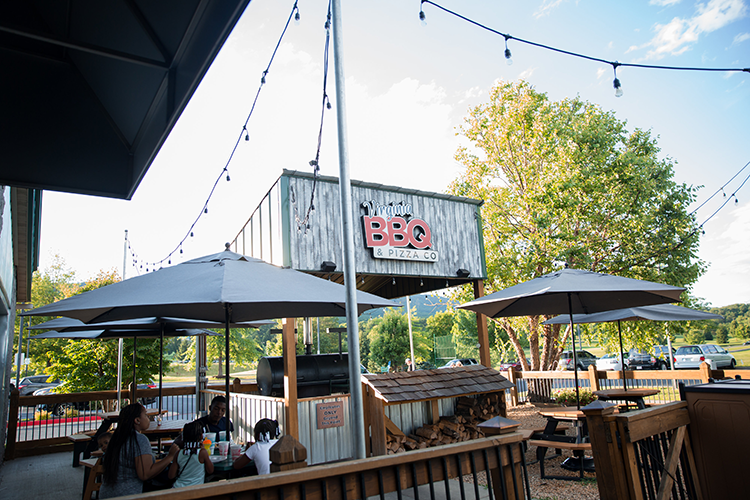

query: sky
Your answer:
[39,0,749,307]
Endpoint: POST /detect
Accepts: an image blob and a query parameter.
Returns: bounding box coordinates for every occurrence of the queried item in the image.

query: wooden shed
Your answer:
[361,365,514,456]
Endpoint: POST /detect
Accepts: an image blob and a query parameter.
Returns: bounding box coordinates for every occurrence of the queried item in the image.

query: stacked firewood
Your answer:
[386,393,507,454]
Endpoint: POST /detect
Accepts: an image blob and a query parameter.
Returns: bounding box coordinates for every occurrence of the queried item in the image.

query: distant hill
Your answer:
[359,293,456,321]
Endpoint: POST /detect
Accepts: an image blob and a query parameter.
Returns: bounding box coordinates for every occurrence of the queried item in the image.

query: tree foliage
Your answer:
[449,80,704,369]
[368,309,430,371]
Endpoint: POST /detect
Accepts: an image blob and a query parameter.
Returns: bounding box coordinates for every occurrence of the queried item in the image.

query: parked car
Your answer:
[137,382,158,406]
[557,350,598,371]
[627,346,675,370]
[596,352,629,371]
[17,375,61,396]
[498,360,522,371]
[438,358,479,369]
[33,386,89,416]
[674,344,736,369]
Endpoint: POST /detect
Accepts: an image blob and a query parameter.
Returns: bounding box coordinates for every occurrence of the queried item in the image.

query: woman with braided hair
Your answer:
[168,420,214,488]
[100,403,179,498]
[233,418,280,475]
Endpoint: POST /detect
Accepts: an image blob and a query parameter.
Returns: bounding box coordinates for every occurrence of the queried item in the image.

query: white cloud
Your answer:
[626,45,641,53]
[642,0,748,59]
[533,0,567,19]
[596,67,608,79]
[518,67,537,80]
[650,0,682,6]
[733,32,750,44]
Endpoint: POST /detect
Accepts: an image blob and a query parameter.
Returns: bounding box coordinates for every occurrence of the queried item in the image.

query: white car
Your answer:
[596,352,629,371]
[438,358,479,369]
[674,344,736,369]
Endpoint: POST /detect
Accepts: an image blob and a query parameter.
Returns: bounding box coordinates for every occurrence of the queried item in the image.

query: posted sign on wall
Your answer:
[316,401,345,429]
[361,200,439,262]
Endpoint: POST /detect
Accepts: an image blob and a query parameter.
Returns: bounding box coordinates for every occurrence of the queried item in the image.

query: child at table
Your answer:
[168,421,214,488]
[233,418,280,475]
[98,431,113,453]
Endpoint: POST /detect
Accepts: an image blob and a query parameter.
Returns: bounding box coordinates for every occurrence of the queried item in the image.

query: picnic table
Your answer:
[529,407,594,480]
[207,455,258,480]
[593,388,659,410]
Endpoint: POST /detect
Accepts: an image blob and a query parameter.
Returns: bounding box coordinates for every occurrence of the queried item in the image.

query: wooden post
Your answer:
[430,399,440,424]
[6,389,19,459]
[473,280,492,368]
[588,365,600,392]
[232,378,242,393]
[583,401,628,500]
[283,318,299,440]
[507,367,519,406]
[699,362,712,383]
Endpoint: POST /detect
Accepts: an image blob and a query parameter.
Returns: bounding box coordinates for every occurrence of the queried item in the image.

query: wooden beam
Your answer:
[473,280,492,368]
[283,318,299,440]
[656,425,686,500]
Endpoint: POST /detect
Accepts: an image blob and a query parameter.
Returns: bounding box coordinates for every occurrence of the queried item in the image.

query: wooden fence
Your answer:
[583,401,701,500]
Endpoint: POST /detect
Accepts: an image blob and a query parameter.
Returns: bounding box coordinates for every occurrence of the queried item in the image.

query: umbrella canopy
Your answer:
[542,304,722,325]
[458,268,685,409]
[28,328,220,340]
[458,268,684,319]
[24,249,396,323]
[24,248,396,434]
[27,316,273,332]
[542,304,721,391]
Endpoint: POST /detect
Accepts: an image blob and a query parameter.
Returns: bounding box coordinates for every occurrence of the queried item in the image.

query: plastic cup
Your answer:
[217,431,227,442]
[204,432,216,443]
[230,444,242,460]
[218,441,230,456]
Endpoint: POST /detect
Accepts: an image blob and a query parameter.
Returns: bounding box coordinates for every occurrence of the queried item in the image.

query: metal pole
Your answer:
[332,0,366,459]
[317,318,320,355]
[567,293,581,411]
[25,336,30,377]
[407,296,415,371]
[15,315,24,388]
[224,304,231,440]
[118,229,127,409]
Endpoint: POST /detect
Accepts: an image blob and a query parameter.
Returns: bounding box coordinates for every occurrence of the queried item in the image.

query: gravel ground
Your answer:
[456,404,601,500]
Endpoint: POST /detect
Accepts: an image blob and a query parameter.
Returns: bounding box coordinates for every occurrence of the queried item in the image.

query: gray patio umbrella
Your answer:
[457,267,685,409]
[542,304,722,391]
[28,316,272,411]
[24,247,396,433]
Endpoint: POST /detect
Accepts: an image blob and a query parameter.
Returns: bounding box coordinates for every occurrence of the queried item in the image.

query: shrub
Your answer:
[63,408,80,418]
[553,388,597,406]
[34,410,51,421]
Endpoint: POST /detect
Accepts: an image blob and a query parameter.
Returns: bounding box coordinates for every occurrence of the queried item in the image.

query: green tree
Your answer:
[684,329,706,344]
[449,80,704,370]
[206,328,263,377]
[714,324,729,344]
[369,309,430,370]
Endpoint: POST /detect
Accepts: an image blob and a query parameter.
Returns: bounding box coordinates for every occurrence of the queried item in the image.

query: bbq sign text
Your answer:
[361,201,439,262]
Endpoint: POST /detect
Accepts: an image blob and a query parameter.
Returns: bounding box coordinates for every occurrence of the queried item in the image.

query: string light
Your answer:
[124,1,301,272]
[420,0,750,94]
[504,36,512,66]
[612,63,623,98]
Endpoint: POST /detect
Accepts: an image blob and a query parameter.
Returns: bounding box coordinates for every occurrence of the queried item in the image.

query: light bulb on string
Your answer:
[226,173,231,182]
[261,71,267,85]
[612,63,623,97]
[419,8,426,26]
[392,277,396,286]
[294,8,300,25]
[204,207,208,214]
[244,127,249,142]
[190,232,194,237]
[504,36,513,66]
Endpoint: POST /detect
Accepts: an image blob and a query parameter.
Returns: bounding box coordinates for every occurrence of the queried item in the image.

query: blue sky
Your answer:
[40,0,749,307]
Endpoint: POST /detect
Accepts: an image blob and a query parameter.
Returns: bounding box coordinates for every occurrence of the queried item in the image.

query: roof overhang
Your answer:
[0,0,251,199]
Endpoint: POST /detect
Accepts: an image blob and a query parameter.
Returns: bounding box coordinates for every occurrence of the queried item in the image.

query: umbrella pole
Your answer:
[618,320,627,392]
[159,324,164,415]
[567,293,581,411]
[224,304,231,440]
[132,337,137,400]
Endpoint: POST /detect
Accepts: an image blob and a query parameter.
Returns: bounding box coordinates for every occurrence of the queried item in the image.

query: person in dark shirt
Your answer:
[196,396,234,436]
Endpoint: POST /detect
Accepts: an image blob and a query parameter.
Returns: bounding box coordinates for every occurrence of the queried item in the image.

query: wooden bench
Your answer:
[528,439,593,480]
[68,433,95,467]
[82,457,104,500]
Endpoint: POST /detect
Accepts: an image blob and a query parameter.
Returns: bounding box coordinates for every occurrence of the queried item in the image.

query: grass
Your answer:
[162,362,258,383]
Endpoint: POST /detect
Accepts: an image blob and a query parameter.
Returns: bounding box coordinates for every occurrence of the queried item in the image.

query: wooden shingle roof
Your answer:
[362,365,514,405]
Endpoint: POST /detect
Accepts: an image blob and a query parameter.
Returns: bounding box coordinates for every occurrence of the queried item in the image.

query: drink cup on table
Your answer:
[230,444,242,460]
[218,441,230,456]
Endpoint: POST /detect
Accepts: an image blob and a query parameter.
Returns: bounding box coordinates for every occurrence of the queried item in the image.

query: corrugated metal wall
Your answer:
[297,395,353,464]
[385,397,456,436]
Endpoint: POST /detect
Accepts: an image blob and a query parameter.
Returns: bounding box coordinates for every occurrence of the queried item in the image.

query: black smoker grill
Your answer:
[257,354,351,398]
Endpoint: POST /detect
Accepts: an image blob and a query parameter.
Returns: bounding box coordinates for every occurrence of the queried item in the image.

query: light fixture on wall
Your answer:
[320,261,336,273]
[456,268,470,278]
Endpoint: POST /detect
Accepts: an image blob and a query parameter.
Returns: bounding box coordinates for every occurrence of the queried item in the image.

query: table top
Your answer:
[538,408,587,420]
[593,388,660,399]
[101,408,166,421]
[142,418,189,435]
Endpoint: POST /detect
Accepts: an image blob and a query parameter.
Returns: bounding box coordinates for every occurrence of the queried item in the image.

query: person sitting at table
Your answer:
[100,403,179,498]
[98,431,113,453]
[233,418,280,475]
[197,396,234,436]
[168,421,214,488]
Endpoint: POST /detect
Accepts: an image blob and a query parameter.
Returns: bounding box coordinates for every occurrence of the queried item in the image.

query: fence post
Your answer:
[232,377,242,393]
[6,389,20,459]
[583,401,627,500]
[507,367,519,406]
[588,365,600,392]
[699,362,712,383]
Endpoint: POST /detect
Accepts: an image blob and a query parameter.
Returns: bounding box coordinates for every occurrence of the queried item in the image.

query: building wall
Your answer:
[0,186,16,461]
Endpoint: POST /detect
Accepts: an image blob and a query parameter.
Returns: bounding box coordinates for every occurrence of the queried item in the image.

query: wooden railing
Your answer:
[118,432,530,500]
[5,381,258,459]
[502,364,749,406]
[583,401,702,500]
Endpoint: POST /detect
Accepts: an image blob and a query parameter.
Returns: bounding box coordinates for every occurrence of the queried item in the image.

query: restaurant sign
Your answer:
[361,201,439,262]
[316,401,345,429]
